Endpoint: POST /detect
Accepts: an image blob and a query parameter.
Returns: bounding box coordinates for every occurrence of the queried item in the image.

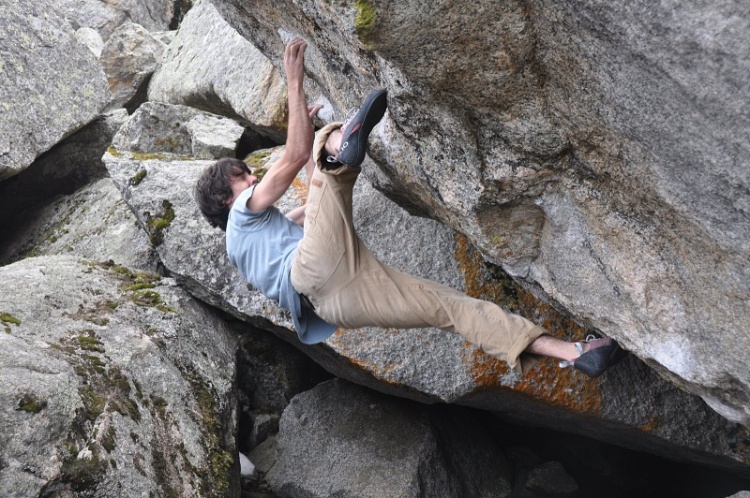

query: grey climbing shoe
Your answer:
[337,88,387,167]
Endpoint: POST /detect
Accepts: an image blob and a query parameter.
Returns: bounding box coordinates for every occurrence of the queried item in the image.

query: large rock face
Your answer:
[103,122,750,477]
[208,0,750,428]
[0,0,110,181]
[0,256,239,497]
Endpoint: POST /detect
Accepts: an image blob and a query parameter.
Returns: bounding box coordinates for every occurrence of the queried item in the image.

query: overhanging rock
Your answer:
[105,148,750,478]
[207,0,750,429]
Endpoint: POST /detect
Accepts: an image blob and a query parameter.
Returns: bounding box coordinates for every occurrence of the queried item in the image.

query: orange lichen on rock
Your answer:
[290,177,308,204]
[455,233,603,414]
[638,415,663,433]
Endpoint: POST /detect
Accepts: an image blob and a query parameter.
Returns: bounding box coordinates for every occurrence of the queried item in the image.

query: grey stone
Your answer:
[147,0,288,141]
[247,413,277,451]
[186,113,247,159]
[75,26,104,57]
[0,256,239,497]
[525,461,579,495]
[727,492,750,498]
[100,22,166,111]
[104,137,750,477]
[0,178,158,271]
[0,109,128,234]
[253,379,512,498]
[152,30,178,46]
[58,0,187,41]
[111,101,245,158]
[208,0,750,429]
[0,0,110,181]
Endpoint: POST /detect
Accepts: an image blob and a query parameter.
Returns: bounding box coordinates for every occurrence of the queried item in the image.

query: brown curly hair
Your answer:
[194,157,251,231]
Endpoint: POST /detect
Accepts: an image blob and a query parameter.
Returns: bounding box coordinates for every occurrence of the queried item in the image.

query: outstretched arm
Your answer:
[247,38,314,212]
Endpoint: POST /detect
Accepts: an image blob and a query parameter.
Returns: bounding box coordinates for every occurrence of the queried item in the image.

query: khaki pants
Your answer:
[291,151,545,374]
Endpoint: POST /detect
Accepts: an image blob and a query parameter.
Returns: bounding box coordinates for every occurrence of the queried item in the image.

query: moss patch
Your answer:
[181,367,234,497]
[354,0,377,48]
[131,290,176,314]
[1,313,20,333]
[77,330,105,353]
[129,169,148,186]
[102,426,117,453]
[106,145,121,158]
[145,200,176,246]
[16,393,47,414]
[59,445,107,492]
[243,149,273,180]
[53,328,142,427]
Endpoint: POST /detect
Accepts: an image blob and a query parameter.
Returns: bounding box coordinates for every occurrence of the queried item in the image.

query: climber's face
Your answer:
[225,170,259,207]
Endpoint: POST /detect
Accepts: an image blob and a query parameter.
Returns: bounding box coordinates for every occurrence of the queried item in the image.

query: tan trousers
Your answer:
[291,154,545,374]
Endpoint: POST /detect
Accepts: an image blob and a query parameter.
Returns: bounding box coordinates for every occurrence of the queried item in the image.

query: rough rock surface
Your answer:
[208,0,750,428]
[100,22,166,111]
[0,178,158,271]
[525,461,579,495]
[0,0,110,181]
[111,101,245,159]
[75,27,104,57]
[0,109,128,234]
[147,0,290,142]
[250,378,513,498]
[58,0,188,41]
[103,136,750,476]
[0,256,239,497]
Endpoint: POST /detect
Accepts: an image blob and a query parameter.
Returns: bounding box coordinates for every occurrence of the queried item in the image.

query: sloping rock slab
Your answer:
[209,0,750,429]
[0,0,110,181]
[0,178,158,271]
[251,378,513,498]
[0,256,239,496]
[104,148,750,477]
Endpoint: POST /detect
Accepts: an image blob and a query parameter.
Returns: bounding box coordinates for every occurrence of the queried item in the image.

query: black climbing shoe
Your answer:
[337,88,387,167]
[560,335,627,378]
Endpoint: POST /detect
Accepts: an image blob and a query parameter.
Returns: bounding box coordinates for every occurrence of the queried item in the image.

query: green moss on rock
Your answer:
[16,393,47,414]
[182,367,234,497]
[129,169,148,186]
[1,313,20,333]
[78,331,105,353]
[102,426,116,453]
[131,289,176,314]
[59,447,107,492]
[354,0,377,48]
[146,200,176,246]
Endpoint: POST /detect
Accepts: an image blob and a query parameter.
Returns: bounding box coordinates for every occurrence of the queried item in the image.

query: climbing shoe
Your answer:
[337,88,388,167]
[559,335,627,378]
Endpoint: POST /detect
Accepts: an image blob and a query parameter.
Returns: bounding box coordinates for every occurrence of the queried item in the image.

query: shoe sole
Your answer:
[574,342,627,378]
[338,88,387,167]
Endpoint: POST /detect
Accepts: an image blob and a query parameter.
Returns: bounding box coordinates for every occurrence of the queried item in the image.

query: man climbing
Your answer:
[194,38,625,378]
